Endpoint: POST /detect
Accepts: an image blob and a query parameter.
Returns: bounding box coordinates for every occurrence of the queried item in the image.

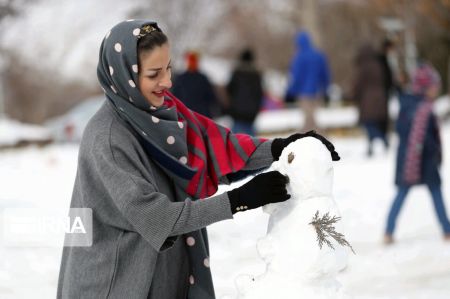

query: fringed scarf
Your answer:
[403,101,434,184]
[97,20,265,299]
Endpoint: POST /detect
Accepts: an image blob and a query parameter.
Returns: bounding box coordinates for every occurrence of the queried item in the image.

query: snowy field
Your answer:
[1,122,450,298]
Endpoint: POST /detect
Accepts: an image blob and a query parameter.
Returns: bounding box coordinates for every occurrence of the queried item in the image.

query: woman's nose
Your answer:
[159,72,172,89]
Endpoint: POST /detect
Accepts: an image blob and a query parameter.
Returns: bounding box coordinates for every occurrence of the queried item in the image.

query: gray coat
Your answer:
[57,100,273,298]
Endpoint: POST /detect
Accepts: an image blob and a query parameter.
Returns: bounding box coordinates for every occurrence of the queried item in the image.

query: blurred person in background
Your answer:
[378,38,395,100]
[352,43,389,157]
[285,31,331,132]
[57,20,339,299]
[384,62,450,245]
[171,50,219,118]
[225,48,263,136]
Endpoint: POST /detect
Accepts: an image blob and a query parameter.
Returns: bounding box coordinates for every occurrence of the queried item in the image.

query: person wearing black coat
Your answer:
[171,51,218,118]
[352,43,389,156]
[226,48,263,136]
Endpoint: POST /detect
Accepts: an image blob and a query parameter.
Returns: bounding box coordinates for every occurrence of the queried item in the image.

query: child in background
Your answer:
[384,62,450,244]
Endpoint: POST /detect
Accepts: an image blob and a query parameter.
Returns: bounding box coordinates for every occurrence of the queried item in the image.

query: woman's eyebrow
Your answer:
[144,61,171,72]
[144,67,162,71]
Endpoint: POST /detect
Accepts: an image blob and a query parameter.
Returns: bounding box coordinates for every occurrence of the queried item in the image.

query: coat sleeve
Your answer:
[92,124,233,252]
[203,74,217,105]
[223,140,274,184]
[241,140,273,171]
[426,112,442,165]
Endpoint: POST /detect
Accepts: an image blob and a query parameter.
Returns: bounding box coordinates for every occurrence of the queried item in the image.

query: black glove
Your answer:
[227,171,290,214]
[271,130,340,161]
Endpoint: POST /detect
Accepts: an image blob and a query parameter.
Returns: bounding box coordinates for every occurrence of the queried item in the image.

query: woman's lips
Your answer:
[153,90,164,97]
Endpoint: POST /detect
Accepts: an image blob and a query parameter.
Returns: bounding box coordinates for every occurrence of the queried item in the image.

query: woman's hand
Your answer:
[227,171,290,214]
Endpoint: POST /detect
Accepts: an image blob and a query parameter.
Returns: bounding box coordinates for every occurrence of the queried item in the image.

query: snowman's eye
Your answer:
[288,152,295,164]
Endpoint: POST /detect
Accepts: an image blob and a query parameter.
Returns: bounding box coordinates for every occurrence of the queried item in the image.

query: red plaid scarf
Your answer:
[163,91,265,198]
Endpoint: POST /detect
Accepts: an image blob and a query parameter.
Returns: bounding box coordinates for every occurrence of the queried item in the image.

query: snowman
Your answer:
[236,136,353,299]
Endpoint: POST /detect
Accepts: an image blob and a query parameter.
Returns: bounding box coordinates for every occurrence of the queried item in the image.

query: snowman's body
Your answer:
[237,137,350,299]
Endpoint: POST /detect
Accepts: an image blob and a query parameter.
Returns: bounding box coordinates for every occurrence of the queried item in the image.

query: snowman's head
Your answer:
[272,137,334,200]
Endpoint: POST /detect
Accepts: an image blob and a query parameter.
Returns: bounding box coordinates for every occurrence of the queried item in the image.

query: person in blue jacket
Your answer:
[384,62,450,244]
[285,31,331,132]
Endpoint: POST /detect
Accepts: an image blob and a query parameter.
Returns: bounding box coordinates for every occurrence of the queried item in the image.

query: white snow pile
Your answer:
[0,118,51,147]
[254,94,450,133]
[235,137,352,299]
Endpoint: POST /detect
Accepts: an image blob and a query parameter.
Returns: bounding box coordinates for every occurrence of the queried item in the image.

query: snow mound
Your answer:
[0,118,51,147]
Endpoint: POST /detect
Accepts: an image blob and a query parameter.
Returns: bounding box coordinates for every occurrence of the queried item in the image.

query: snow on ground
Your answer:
[0,118,51,147]
[0,120,450,298]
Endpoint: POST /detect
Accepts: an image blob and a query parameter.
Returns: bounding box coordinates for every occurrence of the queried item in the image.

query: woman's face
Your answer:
[138,43,172,107]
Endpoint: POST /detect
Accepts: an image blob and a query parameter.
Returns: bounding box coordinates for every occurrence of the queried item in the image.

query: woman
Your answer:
[57,20,339,298]
[384,62,450,244]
